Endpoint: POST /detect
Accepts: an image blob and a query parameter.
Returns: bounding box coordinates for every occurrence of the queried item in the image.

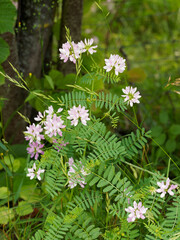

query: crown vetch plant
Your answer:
[121,86,141,107]
[125,201,148,222]
[156,177,178,198]
[2,32,179,240]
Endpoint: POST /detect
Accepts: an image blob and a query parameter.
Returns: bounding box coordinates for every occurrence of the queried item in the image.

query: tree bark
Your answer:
[58,0,83,75]
[17,0,57,78]
[0,33,27,144]
[0,0,57,144]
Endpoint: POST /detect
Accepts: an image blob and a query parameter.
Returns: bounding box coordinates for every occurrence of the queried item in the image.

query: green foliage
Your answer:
[0,38,9,64]
[0,0,16,34]
[16,201,33,216]
[69,213,101,239]
[121,128,151,159]
[89,165,134,202]
[31,230,45,240]
[94,92,127,112]
[1,0,180,239]
[0,206,14,224]
[45,169,66,198]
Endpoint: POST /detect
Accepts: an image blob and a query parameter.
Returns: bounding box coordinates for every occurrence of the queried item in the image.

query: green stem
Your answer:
[123,160,180,186]
[69,188,74,202]
[119,110,179,171]
[166,157,171,178]
[90,55,98,68]
[133,106,138,126]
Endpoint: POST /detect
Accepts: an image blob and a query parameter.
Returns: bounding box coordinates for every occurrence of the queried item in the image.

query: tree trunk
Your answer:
[17,0,57,78]
[58,0,83,75]
[0,33,27,144]
[0,0,57,144]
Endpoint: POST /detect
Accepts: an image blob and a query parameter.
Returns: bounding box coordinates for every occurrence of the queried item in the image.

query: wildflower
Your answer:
[125,201,148,222]
[59,41,81,64]
[103,54,126,76]
[27,163,45,180]
[59,42,71,63]
[67,157,89,189]
[45,105,54,116]
[156,178,178,198]
[121,86,141,107]
[67,105,90,126]
[34,111,45,122]
[45,106,63,116]
[78,38,97,54]
[27,142,44,160]
[24,123,44,143]
[44,113,66,138]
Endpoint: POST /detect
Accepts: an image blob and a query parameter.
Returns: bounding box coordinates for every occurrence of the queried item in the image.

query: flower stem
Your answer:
[133,106,138,126]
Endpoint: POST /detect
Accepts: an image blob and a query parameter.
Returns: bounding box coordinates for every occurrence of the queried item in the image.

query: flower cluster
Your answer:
[44,107,65,138]
[27,142,44,160]
[103,54,126,76]
[121,86,141,107]
[25,105,90,183]
[156,178,178,198]
[125,201,148,222]
[68,157,89,188]
[25,106,65,160]
[25,105,90,161]
[24,123,44,143]
[27,163,45,181]
[59,38,97,64]
[67,105,90,126]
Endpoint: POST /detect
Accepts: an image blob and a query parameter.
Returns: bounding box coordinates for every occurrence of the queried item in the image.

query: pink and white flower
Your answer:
[59,42,71,63]
[125,201,148,222]
[27,142,44,160]
[24,123,44,143]
[67,105,90,126]
[156,178,178,198]
[34,111,45,122]
[121,86,141,107]
[45,106,54,116]
[103,54,126,76]
[27,163,45,181]
[59,41,81,64]
[44,113,66,138]
[78,38,97,54]
[59,38,97,64]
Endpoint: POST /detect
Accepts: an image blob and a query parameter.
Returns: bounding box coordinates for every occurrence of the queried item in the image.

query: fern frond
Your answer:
[31,230,45,240]
[91,65,122,83]
[121,128,151,159]
[45,169,66,198]
[95,92,127,112]
[144,223,164,239]
[61,91,89,109]
[88,165,134,203]
[69,212,101,240]
[162,195,180,237]
[44,214,72,240]
[72,120,126,162]
[40,149,60,168]
[169,231,180,240]
[146,193,164,219]
[68,191,102,211]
